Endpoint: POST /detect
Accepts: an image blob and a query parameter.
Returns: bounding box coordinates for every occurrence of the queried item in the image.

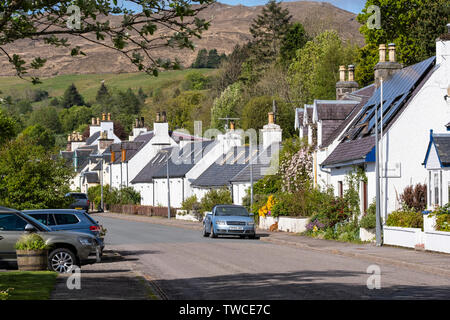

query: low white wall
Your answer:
[259,216,278,230]
[425,231,450,254]
[278,217,310,233]
[424,214,437,232]
[176,209,202,222]
[360,228,376,242]
[383,226,422,248]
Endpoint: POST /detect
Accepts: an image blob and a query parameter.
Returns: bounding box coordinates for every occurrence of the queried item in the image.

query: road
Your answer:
[96,215,450,300]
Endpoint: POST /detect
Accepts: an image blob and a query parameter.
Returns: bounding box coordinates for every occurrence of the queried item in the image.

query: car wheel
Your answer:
[210,225,217,238]
[48,248,77,273]
[203,224,210,237]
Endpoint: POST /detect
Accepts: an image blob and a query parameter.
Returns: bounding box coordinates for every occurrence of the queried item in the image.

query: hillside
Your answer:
[0,1,364,77]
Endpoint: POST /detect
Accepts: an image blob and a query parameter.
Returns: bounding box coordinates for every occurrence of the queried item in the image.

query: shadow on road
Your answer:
[151,269,450,300]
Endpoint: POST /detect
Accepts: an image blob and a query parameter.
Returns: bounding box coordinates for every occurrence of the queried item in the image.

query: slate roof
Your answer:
[152,141,216,179]
[192,146,258,188]
[315,101,358,121]
[430,134,450,166]
[321,57,436,167]
[85,131,100,145]
[130,147,174,184]
[230,145,278,183]
[320,85,376,148]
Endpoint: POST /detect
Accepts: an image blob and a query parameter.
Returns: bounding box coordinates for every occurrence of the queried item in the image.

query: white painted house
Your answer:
[319,30,450,218]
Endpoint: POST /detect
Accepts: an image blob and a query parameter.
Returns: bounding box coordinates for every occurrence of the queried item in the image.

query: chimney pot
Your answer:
[135,118,139,128]
[268,112,274,124]
[388,43,396,62]
[161,111,167,123]
[102,113,106,121]
[92,118,96,125]
[107,113,111,121]
[156,112,161,123]
[379,44,387,63]
[141,117,145,127]
[230,121,235,131]
[348,65,355,82]
[339,65,346,82]
[447,23,450,33]
[96,117,100,126]
[121,149,126,162]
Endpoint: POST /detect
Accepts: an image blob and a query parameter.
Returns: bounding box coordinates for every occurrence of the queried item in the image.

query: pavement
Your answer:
[50,250,156,300]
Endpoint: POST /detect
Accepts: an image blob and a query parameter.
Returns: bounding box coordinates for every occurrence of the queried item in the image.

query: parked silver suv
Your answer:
[0,206,100,273]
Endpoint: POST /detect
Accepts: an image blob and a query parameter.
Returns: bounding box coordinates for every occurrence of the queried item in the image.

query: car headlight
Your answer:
[216,220,227,226]
[247,221,255,226]
[78,237,94,246]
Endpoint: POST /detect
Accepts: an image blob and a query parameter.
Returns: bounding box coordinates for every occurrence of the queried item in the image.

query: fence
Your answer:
[109,204,177,218]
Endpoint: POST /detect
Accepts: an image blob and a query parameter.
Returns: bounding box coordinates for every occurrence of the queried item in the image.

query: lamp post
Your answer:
[90,153,111,213]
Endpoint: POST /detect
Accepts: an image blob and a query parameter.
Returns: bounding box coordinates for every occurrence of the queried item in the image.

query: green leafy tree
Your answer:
[59,106,94,134]
[210,82,244,130]
[0,109,16,145]
[288,30,357,105]
[163,91,207,133]
[0,139,73,210]
[19,125,56,149]
[279,22,310,66]
[61,84,85,109]
[28,106,62,133]
[356,0,449,86]
[241,96,295,138]
[0,0,214,83]
[182,71,210,90]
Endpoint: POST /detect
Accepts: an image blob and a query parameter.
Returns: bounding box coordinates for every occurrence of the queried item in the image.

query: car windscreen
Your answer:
[215,207,249,217]
[69,194,87,200]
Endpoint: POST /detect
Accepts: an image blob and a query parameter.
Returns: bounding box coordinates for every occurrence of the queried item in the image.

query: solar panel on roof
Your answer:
[346,56,435,141]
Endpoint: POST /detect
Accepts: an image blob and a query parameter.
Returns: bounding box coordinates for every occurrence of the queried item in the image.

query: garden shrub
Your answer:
[200,188,232,213]
[360,201,376,229]
[436,214,450,232]
[386,210,423,229]
[400,184,427,212]
[181,195,200,211]
[15,233,49,250]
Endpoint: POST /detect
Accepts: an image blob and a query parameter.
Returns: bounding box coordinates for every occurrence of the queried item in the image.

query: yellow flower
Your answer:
[313,225,318,232]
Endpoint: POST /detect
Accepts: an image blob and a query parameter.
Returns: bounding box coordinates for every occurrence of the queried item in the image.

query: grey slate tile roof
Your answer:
[321,57,435,166]
[130,147,174,184]
[83,172,99,184]
[321,135,375,167]
[432,135,450,166]
[230,145,278,183]
[320,85,376,148]
[152,141,216,179]
[85,131,100,145]
[192,146,258,188]
[316,102,358,121]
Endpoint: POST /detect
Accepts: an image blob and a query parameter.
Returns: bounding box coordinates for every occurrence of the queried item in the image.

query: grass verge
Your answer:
[0,271,57,300]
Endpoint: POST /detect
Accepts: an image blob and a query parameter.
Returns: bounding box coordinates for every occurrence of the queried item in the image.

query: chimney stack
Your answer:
[374,43,402,87]
[336,64,359,100]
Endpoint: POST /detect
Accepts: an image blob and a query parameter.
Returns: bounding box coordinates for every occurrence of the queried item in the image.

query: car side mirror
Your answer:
[24,224,37,233]
[249,213,254,217]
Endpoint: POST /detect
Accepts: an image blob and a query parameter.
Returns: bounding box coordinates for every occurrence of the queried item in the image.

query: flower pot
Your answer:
[16,249,48,271]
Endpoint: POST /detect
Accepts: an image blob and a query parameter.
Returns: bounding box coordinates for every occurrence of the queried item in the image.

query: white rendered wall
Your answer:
[232,182,251,205]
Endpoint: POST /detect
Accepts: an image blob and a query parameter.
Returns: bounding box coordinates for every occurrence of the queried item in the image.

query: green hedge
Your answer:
[386,210,423,229]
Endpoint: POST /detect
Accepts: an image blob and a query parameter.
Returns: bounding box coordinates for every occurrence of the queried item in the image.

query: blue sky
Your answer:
[119,1,367,14]
[219,1,366,13]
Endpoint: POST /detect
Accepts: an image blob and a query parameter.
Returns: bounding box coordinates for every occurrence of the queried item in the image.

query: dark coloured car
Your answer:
[0,206,100,273]
[66,192,90,212]
[23,209,105,254]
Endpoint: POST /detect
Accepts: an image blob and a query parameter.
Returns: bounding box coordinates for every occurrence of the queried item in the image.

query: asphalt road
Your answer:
[97,215,450,300]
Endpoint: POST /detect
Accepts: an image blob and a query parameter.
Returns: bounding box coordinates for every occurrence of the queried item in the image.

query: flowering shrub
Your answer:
[436,214,450,232]
[279,143,313,193]
[306,219,326,232]
[258,195,275,217]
